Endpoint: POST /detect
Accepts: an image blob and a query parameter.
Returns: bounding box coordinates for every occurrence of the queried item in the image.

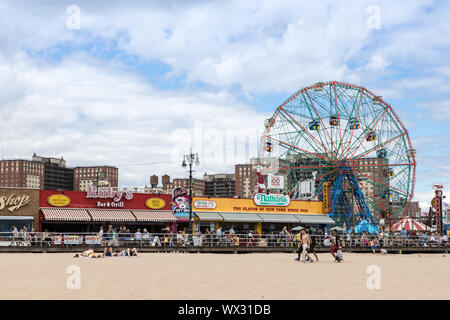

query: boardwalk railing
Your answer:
[0,232,448,249]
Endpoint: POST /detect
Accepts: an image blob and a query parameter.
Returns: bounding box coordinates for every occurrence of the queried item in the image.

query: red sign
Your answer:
[40,189,171,211]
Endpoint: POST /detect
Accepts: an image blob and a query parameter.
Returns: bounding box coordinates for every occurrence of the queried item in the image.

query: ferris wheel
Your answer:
[260,81,416,226]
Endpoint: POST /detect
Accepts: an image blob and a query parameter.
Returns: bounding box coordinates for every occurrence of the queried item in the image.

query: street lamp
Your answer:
[181,148,200,233]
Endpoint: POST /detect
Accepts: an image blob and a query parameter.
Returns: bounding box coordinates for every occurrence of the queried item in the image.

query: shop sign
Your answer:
[47,194,71,207]
[254,193,290,206]
[145,198,166,210]
[267,174,284,189]
[86,186,133,202]
[194,200,216,209]
[0,194,31,213]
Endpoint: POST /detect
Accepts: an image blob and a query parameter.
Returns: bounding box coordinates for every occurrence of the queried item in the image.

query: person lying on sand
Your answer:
[73,249,103,258]
[113,248,138,257]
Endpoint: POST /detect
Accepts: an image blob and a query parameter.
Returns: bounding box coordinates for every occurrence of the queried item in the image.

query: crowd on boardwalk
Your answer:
[3,224,448,249]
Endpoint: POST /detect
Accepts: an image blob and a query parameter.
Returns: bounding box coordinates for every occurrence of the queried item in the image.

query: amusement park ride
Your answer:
[258,81,416,228]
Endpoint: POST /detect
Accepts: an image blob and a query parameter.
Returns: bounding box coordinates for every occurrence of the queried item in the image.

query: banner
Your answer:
[172,187,191,218]
[322,182,330,213]
[193,196,323,214]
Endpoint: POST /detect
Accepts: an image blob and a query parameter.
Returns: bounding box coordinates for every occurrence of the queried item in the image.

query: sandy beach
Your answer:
[0,252,448,300]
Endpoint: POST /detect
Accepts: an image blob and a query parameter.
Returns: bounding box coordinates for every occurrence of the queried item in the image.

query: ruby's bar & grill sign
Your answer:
[86,186,134,208]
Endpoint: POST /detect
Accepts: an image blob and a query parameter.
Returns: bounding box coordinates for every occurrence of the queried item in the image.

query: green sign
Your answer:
[253,193,290,206]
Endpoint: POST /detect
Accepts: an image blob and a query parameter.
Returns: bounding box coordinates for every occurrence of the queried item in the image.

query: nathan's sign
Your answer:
[254,193,290,207]
[86,186,133,208]
[0,194,30,212]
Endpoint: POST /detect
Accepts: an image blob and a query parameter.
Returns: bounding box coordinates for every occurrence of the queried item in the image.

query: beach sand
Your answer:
[0,252,448,300]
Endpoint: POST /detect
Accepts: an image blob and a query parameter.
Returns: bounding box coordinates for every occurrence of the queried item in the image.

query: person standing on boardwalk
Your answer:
[369,238,376,254]
[10,225,19,246]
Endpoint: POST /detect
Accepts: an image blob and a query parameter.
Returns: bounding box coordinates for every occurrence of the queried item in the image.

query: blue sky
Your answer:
[0,0,449,210]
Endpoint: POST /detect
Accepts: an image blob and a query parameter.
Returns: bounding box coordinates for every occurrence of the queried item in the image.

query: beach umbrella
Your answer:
[329,226,345,232]
[354,219,379,235]
[391,218,430,232]
[290,226,305,231]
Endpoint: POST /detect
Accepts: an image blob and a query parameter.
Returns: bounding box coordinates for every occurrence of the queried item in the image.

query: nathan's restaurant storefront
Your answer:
[192,193,335,234]
[0,188,40,233]
[39,187,176,233]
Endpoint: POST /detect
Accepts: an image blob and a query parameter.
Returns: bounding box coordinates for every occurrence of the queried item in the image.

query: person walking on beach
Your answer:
[295,231,302,261]
[306,229,319,262]
[300,229,311,262]
[330,230,340,259]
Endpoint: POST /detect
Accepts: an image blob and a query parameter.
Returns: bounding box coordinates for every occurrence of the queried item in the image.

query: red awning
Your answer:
[132,210,177,222]
[88,209,136,222]
[41,208,91,221]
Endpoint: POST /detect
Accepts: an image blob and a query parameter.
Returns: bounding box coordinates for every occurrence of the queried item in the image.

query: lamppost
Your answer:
[182,148,200,233]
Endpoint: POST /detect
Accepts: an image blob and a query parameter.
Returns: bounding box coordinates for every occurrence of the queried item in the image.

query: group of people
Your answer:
[74,247,138,258]
[99,226,164,247]
[8,226,49,246]
[294,229,343,263]
[341,229,449,248]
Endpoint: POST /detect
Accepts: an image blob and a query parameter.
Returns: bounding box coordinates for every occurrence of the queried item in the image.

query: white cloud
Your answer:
[1,0,446,95]
[0,54,266,186]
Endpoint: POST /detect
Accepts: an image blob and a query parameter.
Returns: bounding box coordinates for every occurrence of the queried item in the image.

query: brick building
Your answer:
[74,166,119,191]
[158,175,205,196]
[0,154,118,191]
[0,159,45,189]
[235,163,256,198]
[32,154,73,190]
[203,173,235,197]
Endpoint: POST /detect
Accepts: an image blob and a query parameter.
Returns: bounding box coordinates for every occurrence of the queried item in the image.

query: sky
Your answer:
[0,0,449,211]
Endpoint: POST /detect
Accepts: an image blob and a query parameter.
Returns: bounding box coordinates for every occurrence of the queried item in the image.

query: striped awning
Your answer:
[132,210,177,222]
[87,209,136,222]
[41,208,91,221]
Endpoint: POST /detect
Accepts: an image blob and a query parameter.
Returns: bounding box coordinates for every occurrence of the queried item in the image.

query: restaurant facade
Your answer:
[39,187,177,232]
[192,194,335,234]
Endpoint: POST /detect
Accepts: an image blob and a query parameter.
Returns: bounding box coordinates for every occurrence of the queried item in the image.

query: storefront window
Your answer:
[0,217,33,233]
